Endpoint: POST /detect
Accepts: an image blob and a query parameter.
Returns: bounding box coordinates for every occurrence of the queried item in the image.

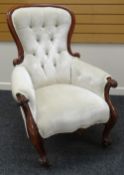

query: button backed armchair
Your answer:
[7,5,118,167]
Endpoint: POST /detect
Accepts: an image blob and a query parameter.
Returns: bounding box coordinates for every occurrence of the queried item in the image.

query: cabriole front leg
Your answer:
[16,93,50,167]
[102,77,118,146]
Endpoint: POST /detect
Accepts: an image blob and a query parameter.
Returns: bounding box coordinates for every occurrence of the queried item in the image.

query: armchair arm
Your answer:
[11,66,36,118]
[71,58,111,98]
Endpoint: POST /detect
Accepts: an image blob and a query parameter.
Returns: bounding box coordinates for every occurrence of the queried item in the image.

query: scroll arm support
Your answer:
[16,93,50,167]
[102,77,118,146]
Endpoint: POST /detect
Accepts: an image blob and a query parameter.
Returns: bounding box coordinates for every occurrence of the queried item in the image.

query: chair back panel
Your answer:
[11,7,73,88]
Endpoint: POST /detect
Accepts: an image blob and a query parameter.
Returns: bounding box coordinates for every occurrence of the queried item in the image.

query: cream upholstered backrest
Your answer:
[12,6,73,89]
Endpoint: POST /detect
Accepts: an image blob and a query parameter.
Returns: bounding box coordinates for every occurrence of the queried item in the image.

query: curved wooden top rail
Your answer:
[7,4,80,66]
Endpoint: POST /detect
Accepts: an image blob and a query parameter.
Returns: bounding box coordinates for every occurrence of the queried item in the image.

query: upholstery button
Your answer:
[54,62,56,67]
[32,51,36,56]
[42,23,45,28]
[36,37,40,42]
[41,64,44,69]
[55,23,59,27]
[58,50,61,54]
[45,50,49,55]
[50,36,54,42]
[29,24,33,28]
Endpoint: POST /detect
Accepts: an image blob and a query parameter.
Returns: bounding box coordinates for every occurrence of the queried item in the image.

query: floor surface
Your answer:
[0,91,123,175]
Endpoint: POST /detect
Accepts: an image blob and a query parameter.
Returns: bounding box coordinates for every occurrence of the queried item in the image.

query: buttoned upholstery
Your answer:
[12,7,72,89]
[11,6,111,138]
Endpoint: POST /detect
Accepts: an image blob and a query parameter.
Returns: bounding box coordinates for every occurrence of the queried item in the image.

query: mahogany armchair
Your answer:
[7,5,118,167]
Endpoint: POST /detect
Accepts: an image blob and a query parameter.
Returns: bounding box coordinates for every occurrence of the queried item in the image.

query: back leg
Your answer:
[102,77,118,146]
[102,110,117,146]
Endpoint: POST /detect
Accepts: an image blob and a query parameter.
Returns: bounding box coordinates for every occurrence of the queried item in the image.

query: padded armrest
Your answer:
[12,66,34,100]
[11,66,37,119]
[71,58,110,98]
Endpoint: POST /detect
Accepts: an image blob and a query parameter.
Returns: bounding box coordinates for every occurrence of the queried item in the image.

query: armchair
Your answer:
[7,5,118,167]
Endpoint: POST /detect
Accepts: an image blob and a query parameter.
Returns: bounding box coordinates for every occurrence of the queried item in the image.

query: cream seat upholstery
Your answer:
[12,56,110,139]
[35,84,109,138]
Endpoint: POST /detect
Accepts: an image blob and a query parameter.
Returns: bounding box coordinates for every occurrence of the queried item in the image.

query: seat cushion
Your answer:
[35,84,109,138]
